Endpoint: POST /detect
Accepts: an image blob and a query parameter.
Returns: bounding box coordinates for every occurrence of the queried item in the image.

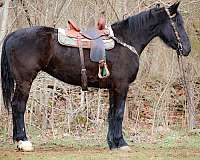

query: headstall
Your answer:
[165,8,183,55]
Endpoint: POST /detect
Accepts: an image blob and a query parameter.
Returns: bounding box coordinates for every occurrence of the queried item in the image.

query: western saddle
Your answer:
[65,17,111,90]
[66,18,110,44]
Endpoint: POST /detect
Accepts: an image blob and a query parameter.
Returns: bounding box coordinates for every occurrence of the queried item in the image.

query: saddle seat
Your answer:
[66,18,109,41]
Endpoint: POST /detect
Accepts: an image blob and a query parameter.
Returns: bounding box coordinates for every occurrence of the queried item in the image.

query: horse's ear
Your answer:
[168,1,180,15]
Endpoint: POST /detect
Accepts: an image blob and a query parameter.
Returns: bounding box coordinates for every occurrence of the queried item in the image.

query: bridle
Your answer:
[165,8,183,55]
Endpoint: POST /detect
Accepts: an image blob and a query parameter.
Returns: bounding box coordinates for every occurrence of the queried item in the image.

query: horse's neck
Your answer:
[112,15,159,55]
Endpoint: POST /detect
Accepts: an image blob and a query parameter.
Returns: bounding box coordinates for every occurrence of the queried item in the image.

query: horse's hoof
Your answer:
[118,146,131,151]
[17,140,34,152]
[110,148,118,151]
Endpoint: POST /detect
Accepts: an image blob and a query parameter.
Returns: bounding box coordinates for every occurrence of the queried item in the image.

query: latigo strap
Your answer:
[77,36,88,91]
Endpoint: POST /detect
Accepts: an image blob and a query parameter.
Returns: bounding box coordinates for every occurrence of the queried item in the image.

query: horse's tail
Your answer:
[1,35,14,111]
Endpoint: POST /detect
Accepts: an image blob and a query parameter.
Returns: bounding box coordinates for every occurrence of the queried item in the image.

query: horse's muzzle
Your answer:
[177,42,191,56]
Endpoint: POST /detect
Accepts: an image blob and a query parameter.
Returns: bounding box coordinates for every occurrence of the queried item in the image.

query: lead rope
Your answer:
[177,55,189,102]
[165,8,196,129]
[165,8,195,129]
[177,54,195,129]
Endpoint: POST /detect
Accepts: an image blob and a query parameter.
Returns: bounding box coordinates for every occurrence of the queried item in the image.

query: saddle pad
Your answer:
[57,28,115,50]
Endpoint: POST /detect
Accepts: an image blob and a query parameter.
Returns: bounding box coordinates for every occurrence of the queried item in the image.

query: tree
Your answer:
[0,0,10,110]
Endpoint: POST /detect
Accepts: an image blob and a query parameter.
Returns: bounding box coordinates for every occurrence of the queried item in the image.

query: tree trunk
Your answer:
[0,0,10,111]
[0,0,11,140]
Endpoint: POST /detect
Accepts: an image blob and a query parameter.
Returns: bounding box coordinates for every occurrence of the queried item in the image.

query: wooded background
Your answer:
[0,0,200,143]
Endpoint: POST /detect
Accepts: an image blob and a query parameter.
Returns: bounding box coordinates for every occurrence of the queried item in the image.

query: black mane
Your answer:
[111,7,163,53]
[112,8,160,34]
[128,10,154,32]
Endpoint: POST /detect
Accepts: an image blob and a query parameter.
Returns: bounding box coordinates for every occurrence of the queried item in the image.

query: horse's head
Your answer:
[155,2,191,56]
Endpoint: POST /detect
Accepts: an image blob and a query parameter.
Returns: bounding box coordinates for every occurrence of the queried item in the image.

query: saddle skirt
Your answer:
[57,28,115,52]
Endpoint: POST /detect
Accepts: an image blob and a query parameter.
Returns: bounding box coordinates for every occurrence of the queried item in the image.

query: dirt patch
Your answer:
[1,146,200,160]
[0,146,109,160]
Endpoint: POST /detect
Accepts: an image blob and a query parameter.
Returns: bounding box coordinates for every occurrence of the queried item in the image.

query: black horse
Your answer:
[1,2,191,151]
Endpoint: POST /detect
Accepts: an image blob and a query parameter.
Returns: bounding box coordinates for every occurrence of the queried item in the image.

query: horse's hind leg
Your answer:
[107,81,130,150]
[11,80,33,151]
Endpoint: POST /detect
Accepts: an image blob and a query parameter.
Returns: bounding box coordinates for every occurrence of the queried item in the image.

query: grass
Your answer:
[1,130,200,160]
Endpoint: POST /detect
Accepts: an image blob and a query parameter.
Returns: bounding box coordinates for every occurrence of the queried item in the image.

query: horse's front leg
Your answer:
[107,81,130,150]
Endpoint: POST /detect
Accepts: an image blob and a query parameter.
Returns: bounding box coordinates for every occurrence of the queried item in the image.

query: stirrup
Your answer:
[98,60,110,79]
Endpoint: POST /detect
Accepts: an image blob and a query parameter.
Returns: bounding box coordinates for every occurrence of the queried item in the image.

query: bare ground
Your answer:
[1,145,200,160]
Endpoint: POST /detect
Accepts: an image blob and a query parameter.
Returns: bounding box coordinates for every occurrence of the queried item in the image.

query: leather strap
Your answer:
[77,36,88,91]
[165,8,183,54]
[78,36,85,69]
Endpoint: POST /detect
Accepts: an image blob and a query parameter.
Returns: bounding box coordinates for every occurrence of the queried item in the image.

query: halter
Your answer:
[165,8,183,55]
